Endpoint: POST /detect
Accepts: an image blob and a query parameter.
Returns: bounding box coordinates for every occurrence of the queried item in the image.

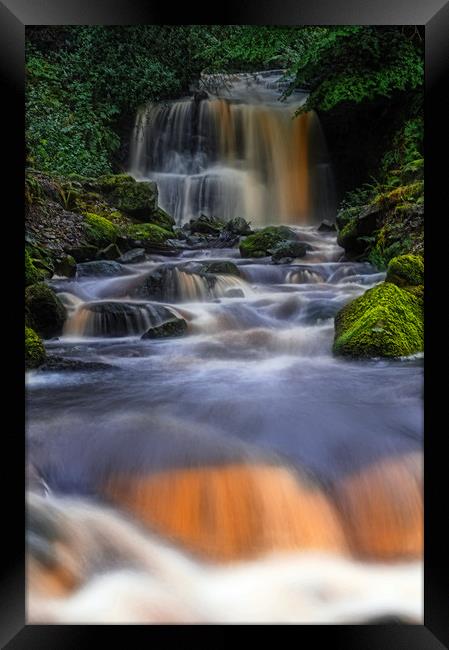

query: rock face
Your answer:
[142,316,187,339]
[385,254,424,288]
[333,281,423,358]
[25,283,67,339]
[25,326,46,369]
[239,226,297,258]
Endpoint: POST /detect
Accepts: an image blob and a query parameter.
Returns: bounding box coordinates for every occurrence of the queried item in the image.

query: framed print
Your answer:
[1,0,447,646]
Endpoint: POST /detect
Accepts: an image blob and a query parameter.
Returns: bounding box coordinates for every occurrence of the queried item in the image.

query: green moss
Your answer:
[25,249,41,287]
[25,326,46,369]
[98,174,158,218]
[333,282,423,358]
[83,212,119,248]
[200,261,241,276]
[239,226,296,258]
[149,207,175,232]
[25,283,67,339]
[385,254,424,288]
[126,223,172,243]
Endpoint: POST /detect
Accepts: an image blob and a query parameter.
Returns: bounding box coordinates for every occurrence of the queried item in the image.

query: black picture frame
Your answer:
[2,1,447,646]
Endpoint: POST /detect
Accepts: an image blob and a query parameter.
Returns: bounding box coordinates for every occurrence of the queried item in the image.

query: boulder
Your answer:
[333,281,423,358]
[142,316,187,339]
[224,288,245,298]
[117,248,146,265]
[199,261,241,276]
[54,255,76,278]
[224,217,252,235]
[239,226,297,258]
[25,326,46,369]
[318,220,337,232]
[96,243,122,261]
[271,241,312,263]
[76,260,133,279]
[67,244,99,263]
[83,212,119,249]
[385,254,424,288]
[97,174,159,220]
[188,215,225,235]
[25,284,66,339]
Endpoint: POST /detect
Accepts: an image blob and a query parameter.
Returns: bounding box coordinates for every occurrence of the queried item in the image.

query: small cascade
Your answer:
[64,301,180,337]
[129,71,336,226]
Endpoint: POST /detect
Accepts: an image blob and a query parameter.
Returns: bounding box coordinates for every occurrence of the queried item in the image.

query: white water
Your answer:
[128,71,336,226]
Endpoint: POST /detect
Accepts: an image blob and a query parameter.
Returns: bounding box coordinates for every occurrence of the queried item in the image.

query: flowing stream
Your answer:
[25,71,423,623]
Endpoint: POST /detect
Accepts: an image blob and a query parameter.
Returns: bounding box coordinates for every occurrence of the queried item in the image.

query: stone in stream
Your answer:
[271,240,312,263]
[76,260,134,278]
[239,226,297,258]
[25,283,67,339]
[142,316,188,339]
[318,220,337,232]
[53,255,77,278]
[38,356,116,372]
[96,243,122,261]
[25,326,46,369]
[199,261,241,276]
[224,288,245,298]
[117,248,146,265]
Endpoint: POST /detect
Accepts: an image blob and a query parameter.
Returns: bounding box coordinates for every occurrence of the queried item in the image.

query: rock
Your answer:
[96,243,122,261]
[224,217,252,235]
[67,244,99,263]
[117,248,146,264]
[318,220,337,232]
[76,260,133,279]
[199,261,241,276]
[149,207,176,232]
[83,212,119,249]
[38,356,115,372]
[97,174,159,220]
[193,90,209,102]
[25,249,41,286]
[271,240,311,262]
[25,326,46,369]
[125,223,174,253]
[142,316,187,339]
[25,283,67,339]
[239,226,297,258]
[385,254,424,288]
[224,288,245,298]
[188,215,225,236]
[333,281,423,358]
[54,255,76,278]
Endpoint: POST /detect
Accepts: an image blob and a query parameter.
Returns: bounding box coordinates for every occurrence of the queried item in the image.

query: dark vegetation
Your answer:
[25,26,424,363]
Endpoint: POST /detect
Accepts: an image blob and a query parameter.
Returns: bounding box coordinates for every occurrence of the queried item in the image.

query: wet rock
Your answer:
[224,288,245,298]
[318,220,337,232]
[76,260,133,278]
[97,243,122,261]
[188,215,226,236]
[224,217,252,235]
[25,283,67,339]
[117,248,146,264]
[271,240,312,263]
[54,255,76,278]
[67,244,99,263]
[199,261,241,276]
[97,174,159,220]
[239,226,297,258]
[142,316,188,339]
[38,356,115,372]
[193,90,209,102]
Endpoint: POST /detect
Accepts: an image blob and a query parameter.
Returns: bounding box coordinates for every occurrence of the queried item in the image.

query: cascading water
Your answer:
[129,71,336,226]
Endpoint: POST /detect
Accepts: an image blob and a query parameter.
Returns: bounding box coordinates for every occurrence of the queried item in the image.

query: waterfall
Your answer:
[128,71,336,226]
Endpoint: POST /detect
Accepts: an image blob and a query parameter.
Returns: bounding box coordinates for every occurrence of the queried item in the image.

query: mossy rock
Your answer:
[141,317,187,339]
[25,283,67,339]
[67,244,99,263]
[96,243,122,261]
[385,254,424,288]
[333,282,423,358]
[225,217,252,235]
[239,226,297,258]
[271,240,311,262]
[83,213,119,248]
[149,207,176,232]
[54,255,76,278]
[97,174,158,219]
[200,261,241,276]
[25,326,46,369]
[189,215,226,235]
[125,223,172,244]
